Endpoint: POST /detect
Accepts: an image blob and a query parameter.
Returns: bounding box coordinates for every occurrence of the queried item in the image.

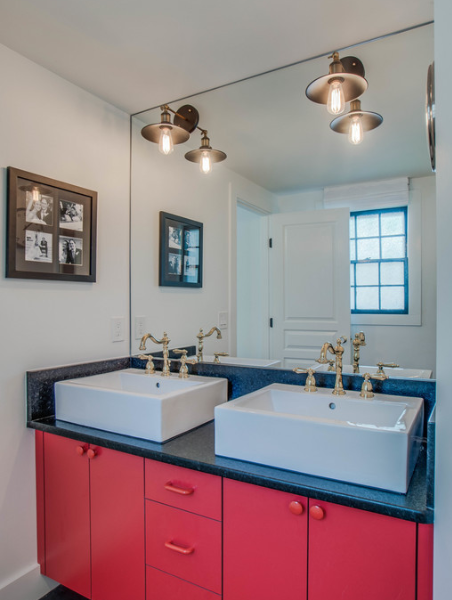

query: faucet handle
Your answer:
[138,354,155,375]
[360,372,389,399]
[375,362,399,375]
[173,349,196,378]
[293,367,317,392]
[214,352,229,364]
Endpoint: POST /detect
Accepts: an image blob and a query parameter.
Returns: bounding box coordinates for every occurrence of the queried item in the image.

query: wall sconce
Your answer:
[141,104,227,173]
[184,130,227,175]
[330,99,383,145]
[306,53,368,115]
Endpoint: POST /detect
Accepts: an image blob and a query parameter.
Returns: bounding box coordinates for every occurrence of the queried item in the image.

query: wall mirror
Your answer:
[130,22,435,377]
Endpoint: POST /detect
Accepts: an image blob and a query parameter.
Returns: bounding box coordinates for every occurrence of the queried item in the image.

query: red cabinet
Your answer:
[223,479,427,600]
[145,459,222,598]
[38,432,145,600]
[307,499,416,600]
[223,478,308,600]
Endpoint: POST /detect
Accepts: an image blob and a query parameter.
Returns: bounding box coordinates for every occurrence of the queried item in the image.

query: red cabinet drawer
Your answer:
[145,459,221,520]
[146,500,222,594]
[146,566,221,600]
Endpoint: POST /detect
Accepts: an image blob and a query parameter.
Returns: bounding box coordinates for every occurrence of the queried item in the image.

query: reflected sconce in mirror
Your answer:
[141,104,227,174]
[330,99,383,145]
[305,53,368,115]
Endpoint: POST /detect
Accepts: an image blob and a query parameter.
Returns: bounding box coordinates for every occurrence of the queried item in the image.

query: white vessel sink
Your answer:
[312,364,432,379]
[189,355,281,367]
[55,368,227,442]
[215,383,424,493]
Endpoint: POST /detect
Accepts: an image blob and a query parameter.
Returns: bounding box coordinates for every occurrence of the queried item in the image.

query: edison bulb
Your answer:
[158,126,174,155]
[32,187,41,203]
[348,115,364,145]
[327,79,345,115]
[199,150,212,175]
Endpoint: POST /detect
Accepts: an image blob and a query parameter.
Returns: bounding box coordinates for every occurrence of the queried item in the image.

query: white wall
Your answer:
[273,176,437,373]
[434,4,452,599]
[0,45,130,598]
[130,117,274,358]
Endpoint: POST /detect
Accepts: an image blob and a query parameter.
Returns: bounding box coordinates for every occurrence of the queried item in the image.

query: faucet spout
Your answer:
[196,327,222,362]
[139,332,171,376]
[352,331,366,373]
[316,336,347,395]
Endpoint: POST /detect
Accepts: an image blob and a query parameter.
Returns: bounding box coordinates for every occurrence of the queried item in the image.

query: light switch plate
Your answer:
[218,311,228,330]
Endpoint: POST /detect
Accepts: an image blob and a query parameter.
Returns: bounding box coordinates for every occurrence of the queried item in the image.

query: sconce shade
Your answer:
[185,131,227,165]
[330,100,383,134]
[306,54,368,106]
[141,105,199,145]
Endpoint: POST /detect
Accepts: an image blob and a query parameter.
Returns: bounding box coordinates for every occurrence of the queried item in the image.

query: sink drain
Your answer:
[329,402,336,410]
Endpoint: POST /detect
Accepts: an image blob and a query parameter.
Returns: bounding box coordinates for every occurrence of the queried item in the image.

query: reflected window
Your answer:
[350,207,408,314]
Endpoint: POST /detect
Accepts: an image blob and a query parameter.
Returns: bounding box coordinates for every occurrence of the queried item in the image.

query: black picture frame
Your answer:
[6,167,97,282]
[159,212,203,288]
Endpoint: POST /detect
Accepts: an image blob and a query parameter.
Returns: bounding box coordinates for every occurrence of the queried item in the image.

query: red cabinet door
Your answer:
[308,499,416,600]
[44,433,91,598]
[223,478,308,600]
[90,445,145,600]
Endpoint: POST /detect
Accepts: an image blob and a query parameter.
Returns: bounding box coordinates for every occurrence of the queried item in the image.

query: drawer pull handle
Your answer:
[165,541,195,555]
[75,445,86,456]
[164,482,195,496]
[87,449,97,460]
[289,501,304,515]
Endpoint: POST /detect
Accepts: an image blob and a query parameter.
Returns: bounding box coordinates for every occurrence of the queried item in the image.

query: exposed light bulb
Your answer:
[327,79,345,115]
[348,115,364,145]
[199,150,212,175]
[158,126,174,155]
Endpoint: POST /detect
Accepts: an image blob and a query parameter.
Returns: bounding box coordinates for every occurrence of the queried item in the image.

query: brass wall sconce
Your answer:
[141,104,227,174]
[306,53,368,115]
[330,99,383,145]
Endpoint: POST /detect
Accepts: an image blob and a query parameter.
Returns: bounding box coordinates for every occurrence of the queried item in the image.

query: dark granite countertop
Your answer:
[27,355,435,524]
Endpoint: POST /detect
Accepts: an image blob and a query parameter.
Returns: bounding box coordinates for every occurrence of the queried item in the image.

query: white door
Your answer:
[269,208,350,369]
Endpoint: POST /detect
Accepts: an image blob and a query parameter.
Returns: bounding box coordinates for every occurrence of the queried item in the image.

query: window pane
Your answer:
[356,287,379,310]
[350,287,355,310]
[381,211,405,236]
[349,218,355,239]
[356,214,379,238]
[356,262,379,286]
[381,236,405,259]
[381,286,405,310]
[357,238,380,260]
[381,261,405,285]
[350,264,355,286]
[350,240,356,260]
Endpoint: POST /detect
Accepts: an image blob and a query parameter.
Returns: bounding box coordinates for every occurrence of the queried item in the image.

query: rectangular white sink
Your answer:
[189,355,281,367]
[215,383,424,493]
[55,368,227,442]
[312,364,432,378]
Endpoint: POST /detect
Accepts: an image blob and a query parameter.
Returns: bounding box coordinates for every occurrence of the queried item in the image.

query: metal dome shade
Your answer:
[330,107,383,134]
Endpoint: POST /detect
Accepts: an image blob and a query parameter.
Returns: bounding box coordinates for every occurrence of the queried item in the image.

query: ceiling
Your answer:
[0,0,434,115]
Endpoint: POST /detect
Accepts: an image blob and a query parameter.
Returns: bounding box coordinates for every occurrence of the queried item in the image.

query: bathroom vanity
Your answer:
[28,356,435,600]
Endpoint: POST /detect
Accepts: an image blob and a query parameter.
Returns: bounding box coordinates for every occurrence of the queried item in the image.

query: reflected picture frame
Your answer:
[159,211,203,288]
[6,167,97,282]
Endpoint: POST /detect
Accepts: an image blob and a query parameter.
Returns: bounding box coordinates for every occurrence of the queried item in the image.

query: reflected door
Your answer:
[269,208,350,368]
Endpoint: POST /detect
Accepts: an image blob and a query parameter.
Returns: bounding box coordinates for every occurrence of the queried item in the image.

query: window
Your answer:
[350,207,408,314]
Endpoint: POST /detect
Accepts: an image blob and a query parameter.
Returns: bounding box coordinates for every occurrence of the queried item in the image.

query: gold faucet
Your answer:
[293,367,317,392]
[196,327,222,362]
[139,332,171,376]
[360,372,389,399]
[316,336,347,395]
[376,362,400,376]
[352,331,366,373]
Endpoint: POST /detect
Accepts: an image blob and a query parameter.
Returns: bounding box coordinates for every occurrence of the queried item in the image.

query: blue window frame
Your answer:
[350,207,408,314]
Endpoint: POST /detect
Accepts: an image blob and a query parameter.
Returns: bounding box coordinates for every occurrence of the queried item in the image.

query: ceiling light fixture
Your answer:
[330,99,383,145]
[141,104,227,174]
[306,53,368,115]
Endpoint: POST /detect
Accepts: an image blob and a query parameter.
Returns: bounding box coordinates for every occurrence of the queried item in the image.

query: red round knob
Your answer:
[310,505,325,520]
[75,445,85,456]
[87,449,97,460]
[289,501,304,515]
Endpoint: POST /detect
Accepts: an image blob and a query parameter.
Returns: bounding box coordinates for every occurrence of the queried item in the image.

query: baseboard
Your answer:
[0,565,57,600]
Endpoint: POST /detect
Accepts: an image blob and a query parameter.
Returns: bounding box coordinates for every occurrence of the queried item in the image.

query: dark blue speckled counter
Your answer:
[27,355,435,524]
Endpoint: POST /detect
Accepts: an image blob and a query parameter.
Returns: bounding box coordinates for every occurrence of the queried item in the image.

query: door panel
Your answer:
[270,208,350,368]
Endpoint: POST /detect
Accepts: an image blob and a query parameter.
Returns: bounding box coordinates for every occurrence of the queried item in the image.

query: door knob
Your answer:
[289,501,304,515]
[87,448,97,459]
[310,505,325,520]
